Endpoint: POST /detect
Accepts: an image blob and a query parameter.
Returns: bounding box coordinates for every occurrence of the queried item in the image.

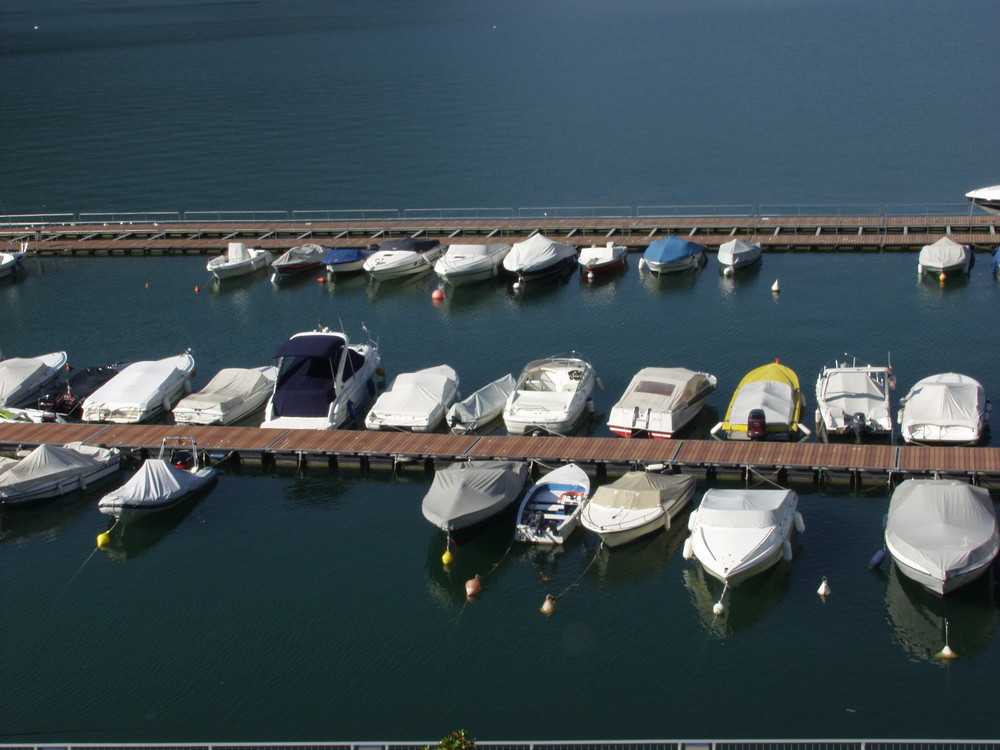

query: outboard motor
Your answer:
[849,411,867,441]
[746,408,768,440]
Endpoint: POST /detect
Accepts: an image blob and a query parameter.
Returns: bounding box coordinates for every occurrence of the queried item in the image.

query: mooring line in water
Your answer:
[68,546,101,586]
[553,540,604,601]
[747,466,786,490]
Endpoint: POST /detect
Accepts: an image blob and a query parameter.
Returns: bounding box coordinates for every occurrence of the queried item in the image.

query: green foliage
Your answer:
[426,729,477,750]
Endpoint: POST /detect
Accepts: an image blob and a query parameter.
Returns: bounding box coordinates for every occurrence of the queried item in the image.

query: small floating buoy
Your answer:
[540,593,556,615]
[96,531,110,548]
[723,266,733,277]
[817,576,831,599]
[441,548,453,565]
[939,272,947,283]
[937,620,958,660]
[712,600,725,617]
[465,573,482,599]
[144,282,149,289]
[868,548,887,569]
[771,279,780,293]
[316,276,326,284]
[194,284,200,294]
[587,271,594,281]
[431,288,444,303]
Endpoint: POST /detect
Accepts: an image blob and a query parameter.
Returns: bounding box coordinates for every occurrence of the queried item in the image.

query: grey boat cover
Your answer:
[885,479,999,583]
[589,472,696,511]
[0,442,116,496]
[99,459,212,512]
[918,237,970,269]
[174,367,274,414]
[421,460,528,531]
[446,373,515,430]
[900,374,984,434]
[0,358,48,406]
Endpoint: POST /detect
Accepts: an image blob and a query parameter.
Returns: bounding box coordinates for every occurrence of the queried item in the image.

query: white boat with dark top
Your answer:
[173,366,277,426]
[0,351,68,409]
[608,367,717,439]
[365,364,460,432]
[514,463,591,545]
[0,442,121,506]
[434,243,512,286]
[81,351,196,424]
[364,238,445,280]
[207,242,273,280]
[580,472,696,548]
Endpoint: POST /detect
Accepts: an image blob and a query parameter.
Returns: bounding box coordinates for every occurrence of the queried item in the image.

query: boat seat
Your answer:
[542,513,567,520]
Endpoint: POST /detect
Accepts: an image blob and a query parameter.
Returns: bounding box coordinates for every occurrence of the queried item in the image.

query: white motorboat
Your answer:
[885,479,999,595]
[514,463,591,545]
[173,365,277,426]
[608,366,717,439]
[966,185,1000,215]
[364,238,445,280]
[262,327,382,430]
[98,437,216,519]
[503,353,599,436]
[578,242,628,280]
[81,351,196,424]
[717,239,762,274]
[580,472,696,548]
[434,243,512,286]
[917,237,974,276]
[641,236,706,274]
[446,373,515,434]
[0,351,69,408]
[710,360,809,440]
[897,372,989,444]
[814,355,895,441]
[324,246,376,275]
[502,233,578,286]
[683,488,804,585]
[365,364,460,432]
[0,243,27,279]
[206,242,273,280]
[421,460,529,545]
[0,442,121,506]
[271,243,328,277]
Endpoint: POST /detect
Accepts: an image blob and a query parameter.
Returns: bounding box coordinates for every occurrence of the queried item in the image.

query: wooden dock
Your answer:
[3,422,1000,488]
[3,214,1000,255]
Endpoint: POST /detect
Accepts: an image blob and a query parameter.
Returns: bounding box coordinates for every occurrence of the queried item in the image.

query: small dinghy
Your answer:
[173,366,277,426]
[98,437,217,519]
[580,472,696,548]
[717,239,762,274]
[446,373,515,434]
[421,460,529,545]
[81,351,196,424]
[0,351,68,409]
[578,242,628,280]
[0,442,121,506]
[207,242,273,280]
[513,463,591,545]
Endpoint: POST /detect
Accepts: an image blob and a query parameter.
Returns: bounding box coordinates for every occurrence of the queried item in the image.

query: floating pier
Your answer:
[2,422,1000,489]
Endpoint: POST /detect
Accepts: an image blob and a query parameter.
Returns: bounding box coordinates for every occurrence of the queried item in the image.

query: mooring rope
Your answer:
[553,540,605,601]
[747,465,787,490]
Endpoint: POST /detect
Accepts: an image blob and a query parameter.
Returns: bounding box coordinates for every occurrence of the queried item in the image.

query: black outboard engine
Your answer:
[849,412,867,441]
[746,408,767,440]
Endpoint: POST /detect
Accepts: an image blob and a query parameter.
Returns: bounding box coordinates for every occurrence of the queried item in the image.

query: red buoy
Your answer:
[465,574,482,599]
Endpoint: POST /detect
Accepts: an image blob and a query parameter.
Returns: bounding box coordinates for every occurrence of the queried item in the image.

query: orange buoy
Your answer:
[431,288,445,303]
[316,276,326,284]
[144,282,149,289]
[194,284,200,293]
[465,574,482,599]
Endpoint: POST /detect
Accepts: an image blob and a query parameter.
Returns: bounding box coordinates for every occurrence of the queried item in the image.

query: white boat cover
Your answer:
[0,442,116,496]
[0,456,17,475]
[697,489,795,529]
[421,460,528,531]
[447,374,515,430]
[730,379,796,425]
[273,243,326,267]
[99,459,212,512]
[0,359,47,406]
[818,369,891,424]
[368,365,458,425]
[886,480,999,586]
[918,237,971,270]
[227,242,253,263]
[899,373,985,441]
[436,243,511,274]
[613,367,710,415]
[718,239,761,266]
[503,234,576,274]
[174,367,275,417]
[84,354,193,418]
[588,472,695,512]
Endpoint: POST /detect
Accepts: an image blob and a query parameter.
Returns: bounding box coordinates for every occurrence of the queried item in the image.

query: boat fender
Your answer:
[162,395,172,414]
[367,377,376,396]
[687,511,698,531]
[586,398,595,413]
[682,537,694,560]
[868,549,887,570]
[794,511,805,534]
[782,540,793,562]
[183,378,193,394]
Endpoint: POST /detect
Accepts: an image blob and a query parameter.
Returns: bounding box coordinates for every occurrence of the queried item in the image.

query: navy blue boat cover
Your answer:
[272,335,345,417]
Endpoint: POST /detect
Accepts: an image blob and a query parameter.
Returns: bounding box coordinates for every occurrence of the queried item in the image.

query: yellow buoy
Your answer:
[939,272,947,283]
[540,593,556,615]
[441,548,453,565]
[96,531,110,548]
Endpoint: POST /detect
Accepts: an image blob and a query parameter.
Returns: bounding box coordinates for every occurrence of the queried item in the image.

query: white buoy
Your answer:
[817,576,831,599]
[682,537,694,560]
[723,266,733,277]
[712,600,725,616]
[771,279,780,293]
[937,619,958,660]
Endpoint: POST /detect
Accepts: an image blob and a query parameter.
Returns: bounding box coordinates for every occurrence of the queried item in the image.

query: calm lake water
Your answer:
[2,0,1000,743]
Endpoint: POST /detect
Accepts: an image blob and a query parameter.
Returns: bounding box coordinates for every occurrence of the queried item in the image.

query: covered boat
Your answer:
[434,243,512,286]
[642,236,706,274]
[262,327,382,430]
[578,242,628,280]
[0,442,121,506]
[173,366,277,426]
[885,479,999,595]
[580,472,696,548]
[365,364,460,432]
[0,351,68,409]
[364,238,445,280]
[711,360,809,440]
[81,351,195,424]
[918,237,973,276]
[38,362,131,419]
[608,366,717,439]
[717,239,762,273]
[683,488,803,585]
[98,437,216,518]
[421,460,529,544]
[323,246,376,276]
[271,243,328,277]
[502,234,578,285]
[514,463,591,545]
[966,185,1000,215]
[446,373,515,434]
[503,353,598,436]
[814,355,894,441]
[206,242,273,280]
[897,372,988,444]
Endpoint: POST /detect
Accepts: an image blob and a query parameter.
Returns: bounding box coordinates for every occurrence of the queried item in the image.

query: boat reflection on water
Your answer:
[884,564,1000,664]
[717,257,763,297]
[98,490,204,562]
[0,491,94,546]
[584,510,689,588]
[424,521,518,611]
[683,557,793,637]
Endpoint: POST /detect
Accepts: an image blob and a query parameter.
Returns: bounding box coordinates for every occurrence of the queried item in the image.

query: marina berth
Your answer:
[172,365,277,426]
[917,236,973,276]
[206,242,272,280]
[814,356,894,441]
[502,233,578,286]
[80,351,195,424]
[641,235,706,274]
[711,359,809,441]
[580,471,696,548]
[270,243,328,277]
[0,442,120,506]
[578,241,628,280]
[884,479,999,595]
[503,353,599,436]
[0,351,68,409]
[446,373,515,434]
[38,361,131,420]
[513,462,590,545]
[608,366,718,439]
[897,372,989,445]
[434,242,512,286]
[364,238,445,280]
[364,364,460,432]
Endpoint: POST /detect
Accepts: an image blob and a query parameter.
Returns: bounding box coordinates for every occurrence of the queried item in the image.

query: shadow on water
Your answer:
[638,262,705,295]
[682,557,794,638]
[209,269,270,296]
[321,270,371,296]
[716,258,763,296]
[584,511,691,587]
[98,490,207,562]
[365,270,438,302]
[0,490,96,545]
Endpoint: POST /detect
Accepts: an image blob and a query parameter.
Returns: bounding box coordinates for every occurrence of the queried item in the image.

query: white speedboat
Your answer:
[580,472,697,548]
[434,243,512,286]
[897,372,988,444]
[514,463,591,545]
[364,238,445,280]
[917,237,973,276]
[608,366,717,439]
[421,460,529,545]
[0,351,69,408]
[966,185,1000,215]
[815,355,895,441]
[173,366,277,426]
[578,242,628,281]
[446,373,515,434]
[717,239,762,274]
[0,243,27,279]
[0,442,121,506]
[271,243,328,277]
[206,242,273,280]
[81,351,196,424]
[98,437,216,519]
[0,406,66,424]
[503,353,598,436]
[262,327,382,430]
[641,236,706,274]
[323,246,375,276]
[683,488,804,585]
[365,364,460,432]
[885,479,999,595]
[502,234,578,286]
[710,360,809,440]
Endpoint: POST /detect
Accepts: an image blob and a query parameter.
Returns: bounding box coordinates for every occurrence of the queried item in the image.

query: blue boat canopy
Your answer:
[322,247,370,265]
[644,235,706,264]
